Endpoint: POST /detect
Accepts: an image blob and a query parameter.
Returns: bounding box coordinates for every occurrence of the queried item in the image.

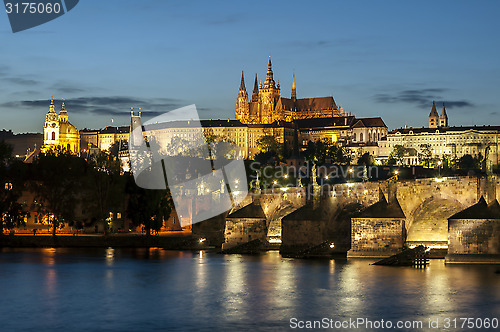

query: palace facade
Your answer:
[378,102,500,166]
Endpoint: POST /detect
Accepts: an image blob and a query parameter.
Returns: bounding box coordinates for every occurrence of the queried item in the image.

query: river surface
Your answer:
[0,248,498,331]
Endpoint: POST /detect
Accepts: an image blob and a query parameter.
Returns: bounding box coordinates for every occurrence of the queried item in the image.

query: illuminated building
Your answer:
[379,102,500,165]
[42,96,80,155]
[236,56,340,124]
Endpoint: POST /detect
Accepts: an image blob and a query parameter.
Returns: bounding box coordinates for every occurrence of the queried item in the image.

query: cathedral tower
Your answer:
[235,71,249,123]
[440,103,448,127]
[260,55,281,123]
[428,101,439,128]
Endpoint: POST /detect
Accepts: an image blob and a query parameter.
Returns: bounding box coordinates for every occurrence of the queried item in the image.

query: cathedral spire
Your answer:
[264,55,276,89]
[291,73,297,101]
[252,74,259,102]
[239,71,246,91]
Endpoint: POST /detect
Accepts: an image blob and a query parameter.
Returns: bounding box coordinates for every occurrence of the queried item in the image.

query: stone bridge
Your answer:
[216,176,499,255]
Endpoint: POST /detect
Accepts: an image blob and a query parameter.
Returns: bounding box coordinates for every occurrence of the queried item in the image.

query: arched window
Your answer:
[51,132,56,140]
[368,132,372,142]
[353,133,357,141]
[67,144,71,152]
[360,133,364,141]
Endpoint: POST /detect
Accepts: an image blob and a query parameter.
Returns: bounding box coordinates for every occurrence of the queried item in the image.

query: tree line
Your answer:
[0,141,173,236]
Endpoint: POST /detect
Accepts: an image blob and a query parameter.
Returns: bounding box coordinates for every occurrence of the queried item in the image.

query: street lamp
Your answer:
[437,160,442,177]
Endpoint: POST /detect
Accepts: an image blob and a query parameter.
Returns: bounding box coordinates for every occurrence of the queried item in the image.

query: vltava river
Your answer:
[0,248,498,331]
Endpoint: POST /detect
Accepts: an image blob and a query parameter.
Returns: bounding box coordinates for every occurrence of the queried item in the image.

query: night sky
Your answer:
[1,0,499,133]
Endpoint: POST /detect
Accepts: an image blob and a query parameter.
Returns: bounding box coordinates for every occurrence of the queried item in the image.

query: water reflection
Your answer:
[0,248,497,332]
[105,247,115,266]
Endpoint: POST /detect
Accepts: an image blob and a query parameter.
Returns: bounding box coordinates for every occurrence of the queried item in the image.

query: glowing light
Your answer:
[395,170,399,175]
[235,179,239,184]
[347,183,354,188]
[273,180,277,185]
[438,161,442,166]
[199,238,206,243]
[348,168,353,173]
[329,243,335,249]
[269,238,282,244]
[435,178,445,183]
[284,174,288,179]
[325,176,329,179]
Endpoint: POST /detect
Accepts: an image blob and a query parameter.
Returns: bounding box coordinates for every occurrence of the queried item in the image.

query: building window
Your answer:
[353,133,357,141]
[360,133,363,141]
[52,131,55,140]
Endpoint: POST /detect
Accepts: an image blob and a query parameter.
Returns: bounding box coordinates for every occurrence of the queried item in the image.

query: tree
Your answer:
[302,139,351,165]
[389,145,406,165]
[0,141,28,235]
[254,135,284,164]
[32,147,86,236]
[357,152,375,166]
[256,135,280,154]
[84,151,126,235]
[418,144,432,167]
[126,178,174,236]
[457,154,481,170]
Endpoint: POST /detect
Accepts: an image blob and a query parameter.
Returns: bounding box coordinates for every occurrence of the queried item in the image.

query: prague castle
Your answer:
[42,96,80,155]
[236,56,340,124]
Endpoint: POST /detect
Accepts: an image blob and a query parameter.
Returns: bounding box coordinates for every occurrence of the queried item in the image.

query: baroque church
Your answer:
[236,56,341,124]
[43,96,80,155]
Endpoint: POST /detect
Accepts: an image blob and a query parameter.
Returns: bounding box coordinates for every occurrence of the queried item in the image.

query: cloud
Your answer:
[3,77,39,86]
[373,88,474,109]
[0,65,9,77]
[0,96,186,117]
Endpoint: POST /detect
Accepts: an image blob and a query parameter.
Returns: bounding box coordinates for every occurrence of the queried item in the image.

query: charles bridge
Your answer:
[193,175,500,261]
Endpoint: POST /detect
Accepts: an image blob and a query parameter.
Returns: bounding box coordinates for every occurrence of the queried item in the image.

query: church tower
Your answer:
[235,71,249,123]
[440,103,448,127]
[44,95,60,145]
[428,101,439,128]
[291,73,297,101]
[59,98,68,123]
[259,55,281,123]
